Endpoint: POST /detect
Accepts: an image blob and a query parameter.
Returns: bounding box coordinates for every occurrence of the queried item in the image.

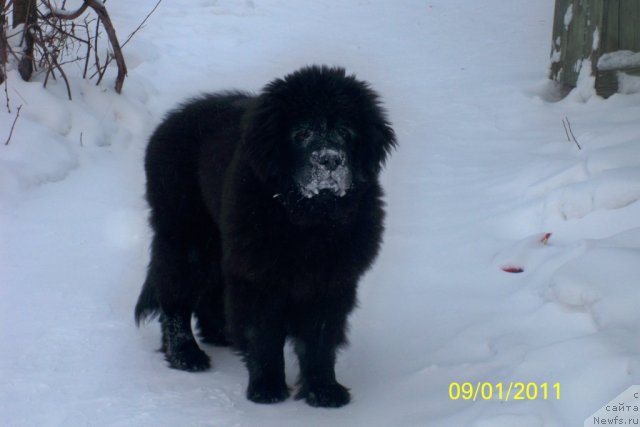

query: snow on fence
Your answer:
[550,0,640,98]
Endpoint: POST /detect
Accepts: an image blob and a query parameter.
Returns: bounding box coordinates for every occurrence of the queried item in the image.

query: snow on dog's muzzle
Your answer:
[297,149,352,198]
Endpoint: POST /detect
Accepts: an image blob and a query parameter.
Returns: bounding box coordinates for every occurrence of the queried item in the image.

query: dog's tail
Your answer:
[134,277,160,326]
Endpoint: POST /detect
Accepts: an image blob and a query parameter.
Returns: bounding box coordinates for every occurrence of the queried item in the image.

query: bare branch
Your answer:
[5,104,22,145]
[42,2,90,21]
[561,118,571,142]
[122,0,162,47]
[563,117,582,150]
[33,26,72,100]
[82,17,91,78]
[84,0,126,93]
[93,14,102,80]
[4,76,10,113]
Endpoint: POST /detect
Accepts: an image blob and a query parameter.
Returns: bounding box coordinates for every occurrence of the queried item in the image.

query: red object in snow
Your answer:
[502,266,524,273]
[541,232,552,245]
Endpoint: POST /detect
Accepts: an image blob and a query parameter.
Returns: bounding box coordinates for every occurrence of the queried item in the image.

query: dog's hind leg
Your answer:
[147,234,211,372]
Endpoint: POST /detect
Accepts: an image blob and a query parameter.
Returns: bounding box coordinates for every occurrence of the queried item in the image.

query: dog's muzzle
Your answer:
[297,149,352,198]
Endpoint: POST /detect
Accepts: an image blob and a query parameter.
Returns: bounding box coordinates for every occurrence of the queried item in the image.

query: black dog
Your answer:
[135,65,396,407]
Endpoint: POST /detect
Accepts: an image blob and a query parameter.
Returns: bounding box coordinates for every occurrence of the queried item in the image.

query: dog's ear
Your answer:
[372,117,397,171]
[355,87,397,176]
[241,86,293,185]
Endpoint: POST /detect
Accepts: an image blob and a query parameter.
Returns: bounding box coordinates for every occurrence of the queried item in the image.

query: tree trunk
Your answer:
[13,0,37,81]
[0,0,7,84]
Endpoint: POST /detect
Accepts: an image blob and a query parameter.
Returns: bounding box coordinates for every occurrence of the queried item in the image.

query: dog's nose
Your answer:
[317,150,344,171]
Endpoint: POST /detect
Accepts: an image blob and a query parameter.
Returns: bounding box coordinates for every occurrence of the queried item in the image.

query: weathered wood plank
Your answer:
[620,0,640,51]
[596,70,618,98]
[603,0,620,53]
[550,0,571,81]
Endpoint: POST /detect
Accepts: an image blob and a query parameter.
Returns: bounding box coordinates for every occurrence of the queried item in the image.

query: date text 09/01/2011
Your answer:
[449,382,561,402]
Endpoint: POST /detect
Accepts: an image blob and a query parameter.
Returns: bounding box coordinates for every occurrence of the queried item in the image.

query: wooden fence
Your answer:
[550,0,640,97]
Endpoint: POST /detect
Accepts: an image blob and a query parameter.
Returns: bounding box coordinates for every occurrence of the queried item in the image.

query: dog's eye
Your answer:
[293,129,312,144]
[337,126,352,141]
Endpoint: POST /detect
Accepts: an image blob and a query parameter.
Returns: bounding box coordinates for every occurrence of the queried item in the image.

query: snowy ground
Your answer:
[2,0,640,426]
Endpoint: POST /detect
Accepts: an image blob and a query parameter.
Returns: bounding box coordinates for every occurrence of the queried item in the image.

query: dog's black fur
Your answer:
[135,65,396,407]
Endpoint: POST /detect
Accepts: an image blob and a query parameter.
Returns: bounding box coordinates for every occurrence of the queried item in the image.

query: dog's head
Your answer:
[243,65,396,224]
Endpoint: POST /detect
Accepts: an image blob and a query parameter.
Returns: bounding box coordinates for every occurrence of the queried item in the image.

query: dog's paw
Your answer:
[296,382,351,408]
[247,379,290,404]
[165,341,211,372]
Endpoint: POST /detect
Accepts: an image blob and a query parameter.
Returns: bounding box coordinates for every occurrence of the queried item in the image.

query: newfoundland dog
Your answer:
[135,65,396,407]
